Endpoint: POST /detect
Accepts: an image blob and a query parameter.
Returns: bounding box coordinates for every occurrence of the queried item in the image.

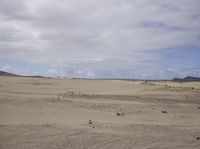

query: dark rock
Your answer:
[116,113,121,116]
[161,110,167,113]
[88,120,92,125]
[116,112,125,116]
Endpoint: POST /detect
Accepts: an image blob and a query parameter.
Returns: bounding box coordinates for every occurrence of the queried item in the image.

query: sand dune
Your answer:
[0,76,200,149]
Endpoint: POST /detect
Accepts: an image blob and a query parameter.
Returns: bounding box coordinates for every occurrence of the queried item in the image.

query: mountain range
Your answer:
[0,71,44,78]
[0,70,200,81]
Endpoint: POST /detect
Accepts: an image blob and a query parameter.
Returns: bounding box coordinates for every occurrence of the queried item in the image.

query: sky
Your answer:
[0,0,200,79]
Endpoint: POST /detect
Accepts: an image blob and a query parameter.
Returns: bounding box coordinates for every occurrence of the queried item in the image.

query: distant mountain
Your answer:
[0,71,44,78]
[0,71,20,77]
[26,75,45,78]
[173,76,200,81]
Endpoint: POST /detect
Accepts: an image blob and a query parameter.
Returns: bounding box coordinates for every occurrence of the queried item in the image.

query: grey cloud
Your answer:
[0,0,200,78]
[0,0,32,20]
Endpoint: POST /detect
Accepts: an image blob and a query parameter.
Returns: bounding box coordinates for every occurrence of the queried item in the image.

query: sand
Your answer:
[0,76,200,149]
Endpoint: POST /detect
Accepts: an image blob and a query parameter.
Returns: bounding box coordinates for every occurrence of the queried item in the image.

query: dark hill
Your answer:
[173,76,200,81]
[0,71,20,77]
[0,71,44,78]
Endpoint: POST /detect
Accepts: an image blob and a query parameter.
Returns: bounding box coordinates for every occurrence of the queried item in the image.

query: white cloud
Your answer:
[0,65,12,72]
[0,0,199,78]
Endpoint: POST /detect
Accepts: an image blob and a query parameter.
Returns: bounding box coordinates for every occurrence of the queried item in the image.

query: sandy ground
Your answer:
[0,76,200,149]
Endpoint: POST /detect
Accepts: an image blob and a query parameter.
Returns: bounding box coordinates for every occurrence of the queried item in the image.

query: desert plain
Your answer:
[0,76,200,149]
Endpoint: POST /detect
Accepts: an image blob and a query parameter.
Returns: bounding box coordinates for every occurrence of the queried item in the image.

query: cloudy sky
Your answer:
[0,0,200,79]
